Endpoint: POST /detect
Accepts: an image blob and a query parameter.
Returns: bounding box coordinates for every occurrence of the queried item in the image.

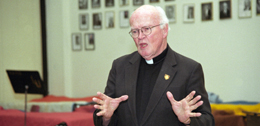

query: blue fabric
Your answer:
[221,101,259,105]
[207,92,259,105]
[207,92,222,103]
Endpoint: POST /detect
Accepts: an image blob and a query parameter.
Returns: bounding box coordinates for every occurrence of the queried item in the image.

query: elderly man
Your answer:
[93,5,214,126]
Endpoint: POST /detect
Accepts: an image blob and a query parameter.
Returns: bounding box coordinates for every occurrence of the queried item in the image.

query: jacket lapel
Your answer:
[125,52,141,126]
[141,48,177,125]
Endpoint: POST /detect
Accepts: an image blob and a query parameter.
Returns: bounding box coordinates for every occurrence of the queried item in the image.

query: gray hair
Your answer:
[155,6,170,31]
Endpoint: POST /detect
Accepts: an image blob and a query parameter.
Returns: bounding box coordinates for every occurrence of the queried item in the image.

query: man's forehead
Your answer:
[130,17,156,28]
[130,13,159,26]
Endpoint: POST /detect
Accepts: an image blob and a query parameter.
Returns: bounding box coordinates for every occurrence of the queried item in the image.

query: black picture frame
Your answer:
[219,0,232,19]
[201,2,213,21]
[257,0,260,15]
[105,0,114,7]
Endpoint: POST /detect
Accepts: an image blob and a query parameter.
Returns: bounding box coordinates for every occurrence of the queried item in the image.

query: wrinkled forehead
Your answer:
[130,5,160,28]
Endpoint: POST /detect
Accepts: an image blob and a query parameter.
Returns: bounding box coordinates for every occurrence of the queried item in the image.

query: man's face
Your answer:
[223,3,228,10]
[130,9,167,60]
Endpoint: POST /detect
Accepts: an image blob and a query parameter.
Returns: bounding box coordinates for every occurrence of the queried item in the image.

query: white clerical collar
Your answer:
[145,59,154,64]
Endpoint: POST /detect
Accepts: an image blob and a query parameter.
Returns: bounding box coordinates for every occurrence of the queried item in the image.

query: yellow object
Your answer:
[211,103,260,116]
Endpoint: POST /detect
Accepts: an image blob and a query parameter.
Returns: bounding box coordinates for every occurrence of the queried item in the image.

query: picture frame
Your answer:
[119,10,129,28]
[201,2,213,21]
[85,33,95,50]
[165,5,176,23]
[93,13,102,29]
[105,11,115,28]
[257,0,260,15]
[120,0,129,6]
[71,33,82,51]
[183,4,195,23]
[133,0,144,6]
[92,0,100,8]
[78,0,88,9]
[238,0,252,18]
[79,14,89,30]
[105,0,114,7]
[150,0,159,3]
[219,0,232,19]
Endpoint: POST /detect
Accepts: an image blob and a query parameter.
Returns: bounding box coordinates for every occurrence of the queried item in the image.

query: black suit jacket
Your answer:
[93,47,215,126]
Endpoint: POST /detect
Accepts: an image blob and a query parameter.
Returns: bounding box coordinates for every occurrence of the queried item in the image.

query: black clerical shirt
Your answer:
[136,46,168,124]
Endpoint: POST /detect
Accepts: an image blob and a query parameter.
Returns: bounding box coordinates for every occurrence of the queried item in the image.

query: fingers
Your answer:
[97,91,108,100]
[188,95,201,106]
[189,112,202,117]
[93,97,104,105]
[190,101,203,111]
[185,91,196,101]
[118,95,129,101]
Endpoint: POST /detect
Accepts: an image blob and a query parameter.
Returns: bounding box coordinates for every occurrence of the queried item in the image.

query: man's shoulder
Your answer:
[168,49,200,66]
[113,51,139,64]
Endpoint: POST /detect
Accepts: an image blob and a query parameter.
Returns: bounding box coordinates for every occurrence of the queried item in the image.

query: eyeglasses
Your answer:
[129,23,163,38]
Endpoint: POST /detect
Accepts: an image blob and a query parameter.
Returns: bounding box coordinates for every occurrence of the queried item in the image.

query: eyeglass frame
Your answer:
[128,23,164,38]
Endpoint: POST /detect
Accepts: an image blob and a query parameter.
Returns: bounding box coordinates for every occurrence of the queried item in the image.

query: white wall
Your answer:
[47,0,260,102]
[0,0,43,104]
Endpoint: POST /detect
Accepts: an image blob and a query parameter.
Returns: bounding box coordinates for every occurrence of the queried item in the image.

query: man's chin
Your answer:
[140,54,152,60]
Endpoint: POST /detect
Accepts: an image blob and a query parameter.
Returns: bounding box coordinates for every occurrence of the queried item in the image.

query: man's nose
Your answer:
[138,29,145,39]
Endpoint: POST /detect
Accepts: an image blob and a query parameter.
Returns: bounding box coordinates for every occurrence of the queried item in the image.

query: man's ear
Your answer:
[163,24,169,38]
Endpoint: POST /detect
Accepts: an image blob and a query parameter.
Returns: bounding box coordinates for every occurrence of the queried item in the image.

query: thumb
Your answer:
[167,91,177,105]
[121,95,129,101]
[118,95,128,102]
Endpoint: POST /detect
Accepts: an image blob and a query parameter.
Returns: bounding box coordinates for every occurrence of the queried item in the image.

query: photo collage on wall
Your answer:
[72,0,259,51]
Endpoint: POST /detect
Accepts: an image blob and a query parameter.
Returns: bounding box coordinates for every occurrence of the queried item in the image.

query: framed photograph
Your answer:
[257,0,260,15]
[183,4,195,23]
[92,0,100,8]
[120,0,129,6]
[93,13,102,29]
[150,0,159,3]
[219,0,231,19]
[238,0,251,18]
[120,10,129,27]
[85,33,95,50]
[105,0,114,7]
[201,2,213,21]
[71,33,82,51]
[165,5,176,23]
[79,14,88,30]
[105,11,115,28]
[133,0,144,6]
[79,0,88,9]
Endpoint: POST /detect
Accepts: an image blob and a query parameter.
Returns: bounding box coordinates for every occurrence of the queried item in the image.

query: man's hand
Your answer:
[166,91,203,125]
[93,92,128,125]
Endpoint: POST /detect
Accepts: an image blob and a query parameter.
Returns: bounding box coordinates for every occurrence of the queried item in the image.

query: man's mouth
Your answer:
[140,43,148,48]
